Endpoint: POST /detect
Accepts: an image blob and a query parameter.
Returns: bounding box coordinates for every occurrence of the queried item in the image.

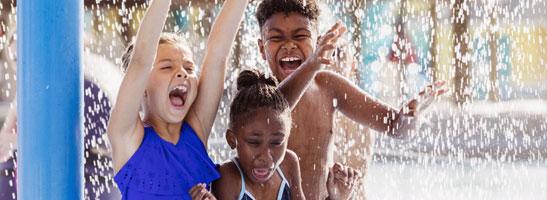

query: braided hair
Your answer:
[229,69,290,131]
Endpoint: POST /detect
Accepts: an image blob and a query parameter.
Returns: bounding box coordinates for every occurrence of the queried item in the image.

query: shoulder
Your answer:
[315,70,361,98]
[212,160,241,199]
[282,149,300,167]
[315,70,352,88]
[280,150,301,183]
[217,160,240,178]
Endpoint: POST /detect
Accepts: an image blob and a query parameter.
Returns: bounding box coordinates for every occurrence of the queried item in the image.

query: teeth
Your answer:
[172,85,188,93]
[281,57,301,62]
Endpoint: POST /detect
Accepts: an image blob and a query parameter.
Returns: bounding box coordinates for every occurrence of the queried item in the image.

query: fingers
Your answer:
[317,43,337,64]
[327,165,335,187]
[411,80,450,114]
[203,192,217,200]
[312,22,348,68]
[318,22,346,47]
[189,183,211,200]
[319,22,346,46]
[347,167,360,188]
[332,163,347,182]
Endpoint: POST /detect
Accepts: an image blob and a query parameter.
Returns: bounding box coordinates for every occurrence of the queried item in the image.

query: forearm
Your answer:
[130,0,171,69]
[109,0,171,134]
[190,0,248,137]
[278,61,321,109]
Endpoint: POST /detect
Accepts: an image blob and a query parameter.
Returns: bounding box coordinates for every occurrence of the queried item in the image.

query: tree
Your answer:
[452,0,471,105]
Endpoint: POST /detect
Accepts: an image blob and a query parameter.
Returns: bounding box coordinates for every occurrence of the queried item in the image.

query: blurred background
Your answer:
[0,0,546,199]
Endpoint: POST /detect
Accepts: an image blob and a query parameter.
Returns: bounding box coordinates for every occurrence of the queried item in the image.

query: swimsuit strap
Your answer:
[231,158,257,200]
[276,166,291,200]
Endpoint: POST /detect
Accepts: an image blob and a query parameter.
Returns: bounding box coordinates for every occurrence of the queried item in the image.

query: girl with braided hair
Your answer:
[212,70,358,200]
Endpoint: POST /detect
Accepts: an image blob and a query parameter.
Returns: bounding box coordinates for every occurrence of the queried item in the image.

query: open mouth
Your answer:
[251,167,273,182]
[279,56,303,73]
[168,85,188,108]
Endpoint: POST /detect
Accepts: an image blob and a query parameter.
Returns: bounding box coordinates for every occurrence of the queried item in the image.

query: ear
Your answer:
[226,129,237,149]
[258,38,266,60]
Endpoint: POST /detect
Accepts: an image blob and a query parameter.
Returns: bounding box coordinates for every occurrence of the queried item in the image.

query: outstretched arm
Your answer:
[107,0,171,172]
[320,71,446,138]
[187,0,249,144]
[278,22,347,109]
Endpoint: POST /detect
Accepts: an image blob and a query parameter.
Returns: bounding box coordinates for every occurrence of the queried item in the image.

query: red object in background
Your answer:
[388,36,418,65]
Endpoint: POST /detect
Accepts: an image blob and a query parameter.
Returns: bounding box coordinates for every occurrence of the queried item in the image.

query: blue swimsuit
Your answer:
[114,123,220,200]
[232,158,291,200]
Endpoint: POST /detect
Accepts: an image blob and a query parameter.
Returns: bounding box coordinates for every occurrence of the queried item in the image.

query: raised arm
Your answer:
[278,23,346,109]
[322,71,447,138]
[187,0,249,142]
[107,0,171,171]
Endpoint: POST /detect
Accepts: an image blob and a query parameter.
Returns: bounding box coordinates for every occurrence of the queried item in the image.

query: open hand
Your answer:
[402,81,449,117]
[326,162,360,200]
[189,183,217,200]
[306,22,347,68]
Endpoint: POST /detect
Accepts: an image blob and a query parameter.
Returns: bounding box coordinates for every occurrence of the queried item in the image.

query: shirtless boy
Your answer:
[255,0,446,198]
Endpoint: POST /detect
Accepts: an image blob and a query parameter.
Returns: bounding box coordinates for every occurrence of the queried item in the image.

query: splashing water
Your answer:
[0,0,545,199]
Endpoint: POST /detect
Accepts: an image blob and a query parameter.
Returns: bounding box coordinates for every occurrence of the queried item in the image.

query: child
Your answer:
[212,18,356,199]
[212,69,359,200]
[255,0,447,199]
[107,0,248,199]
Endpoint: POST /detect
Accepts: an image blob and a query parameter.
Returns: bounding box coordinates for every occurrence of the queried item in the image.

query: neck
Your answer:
[144,115,183,145]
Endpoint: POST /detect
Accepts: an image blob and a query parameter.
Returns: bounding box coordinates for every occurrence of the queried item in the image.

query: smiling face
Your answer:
[144,43,198,124]
[227,108,291,183]
[258,12,316,81]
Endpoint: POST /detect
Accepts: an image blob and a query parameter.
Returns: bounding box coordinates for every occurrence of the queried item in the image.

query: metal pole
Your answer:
[17,0,83,199]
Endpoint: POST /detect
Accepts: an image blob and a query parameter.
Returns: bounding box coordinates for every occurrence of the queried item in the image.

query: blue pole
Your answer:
[17,0,83,199]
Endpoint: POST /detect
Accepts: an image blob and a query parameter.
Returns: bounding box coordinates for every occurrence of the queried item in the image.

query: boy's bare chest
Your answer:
[289,89,335,148]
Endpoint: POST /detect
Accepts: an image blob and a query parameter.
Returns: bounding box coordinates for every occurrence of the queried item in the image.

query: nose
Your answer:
[176,70,188,79]
[281,41,297,51]
[255,147,273,164]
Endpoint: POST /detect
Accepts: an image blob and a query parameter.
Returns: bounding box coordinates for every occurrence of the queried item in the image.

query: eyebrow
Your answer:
[157,58,173,63]
[266,27,311,35]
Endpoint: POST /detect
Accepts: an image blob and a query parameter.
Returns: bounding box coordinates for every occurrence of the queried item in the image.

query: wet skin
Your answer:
[258,12,400,199]
[213,108,305,200]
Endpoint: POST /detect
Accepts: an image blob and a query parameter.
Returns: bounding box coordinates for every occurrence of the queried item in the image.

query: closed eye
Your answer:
[268,36,284,42]
[246,140,260,147]
[270,142,283,147]
[294,35,310,40]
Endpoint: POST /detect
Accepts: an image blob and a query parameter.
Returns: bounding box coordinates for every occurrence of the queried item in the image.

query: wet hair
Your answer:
[256,0,320,30]
[121,32,189,72]
[229,69,290,130]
